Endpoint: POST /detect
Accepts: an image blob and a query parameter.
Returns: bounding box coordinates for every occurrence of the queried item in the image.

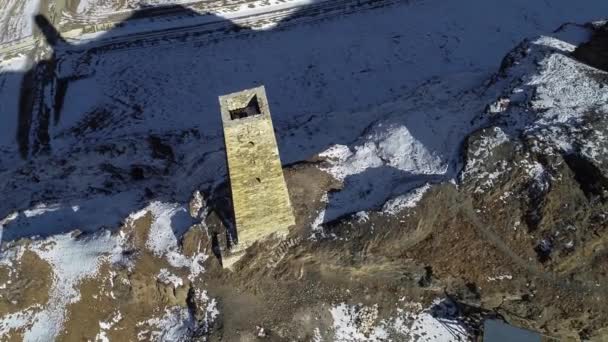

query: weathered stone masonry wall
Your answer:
[220,86,295,253]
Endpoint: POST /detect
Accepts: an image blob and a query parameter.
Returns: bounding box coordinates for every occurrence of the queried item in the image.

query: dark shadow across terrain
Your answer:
[1,1,606,243]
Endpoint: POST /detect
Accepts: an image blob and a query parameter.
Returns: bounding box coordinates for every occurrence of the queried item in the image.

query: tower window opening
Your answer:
[229,95,261,120]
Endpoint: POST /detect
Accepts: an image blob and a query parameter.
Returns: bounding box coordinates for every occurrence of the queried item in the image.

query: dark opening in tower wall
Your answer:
[229,95,261,120]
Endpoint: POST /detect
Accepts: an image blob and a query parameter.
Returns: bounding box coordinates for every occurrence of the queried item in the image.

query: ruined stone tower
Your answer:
[219,86,295,264]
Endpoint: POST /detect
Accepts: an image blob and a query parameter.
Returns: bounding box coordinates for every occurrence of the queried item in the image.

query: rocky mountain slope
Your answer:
[1,0,608,340]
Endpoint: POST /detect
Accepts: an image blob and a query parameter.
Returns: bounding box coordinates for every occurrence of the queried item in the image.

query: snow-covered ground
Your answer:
[0,0,606,252]
[0,0,39,44]
[3,0,607,224]
[328,300,469,341]
[0,56,30,149]
[1,0,608,339]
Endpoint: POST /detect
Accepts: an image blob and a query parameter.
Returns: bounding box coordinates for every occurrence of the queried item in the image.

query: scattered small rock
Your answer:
[189,190,207,219]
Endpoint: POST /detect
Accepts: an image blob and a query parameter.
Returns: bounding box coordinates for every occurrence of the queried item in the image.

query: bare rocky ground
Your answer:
[201,164,608,341]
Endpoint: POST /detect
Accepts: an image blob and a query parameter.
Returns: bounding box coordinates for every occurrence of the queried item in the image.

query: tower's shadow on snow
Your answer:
[4,2,440,243]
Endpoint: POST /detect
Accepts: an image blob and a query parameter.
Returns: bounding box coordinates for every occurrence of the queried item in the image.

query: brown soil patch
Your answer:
[202,170,608,340]
[201,163,444,340]
[284,162,342,231]
[0,250,52,316]
[57,213,195,341]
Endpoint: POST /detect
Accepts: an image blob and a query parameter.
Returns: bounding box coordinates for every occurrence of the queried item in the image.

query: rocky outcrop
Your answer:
[574,23,608,72]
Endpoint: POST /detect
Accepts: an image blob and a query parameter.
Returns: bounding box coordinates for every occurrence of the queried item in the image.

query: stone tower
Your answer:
[219,86,295,265]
